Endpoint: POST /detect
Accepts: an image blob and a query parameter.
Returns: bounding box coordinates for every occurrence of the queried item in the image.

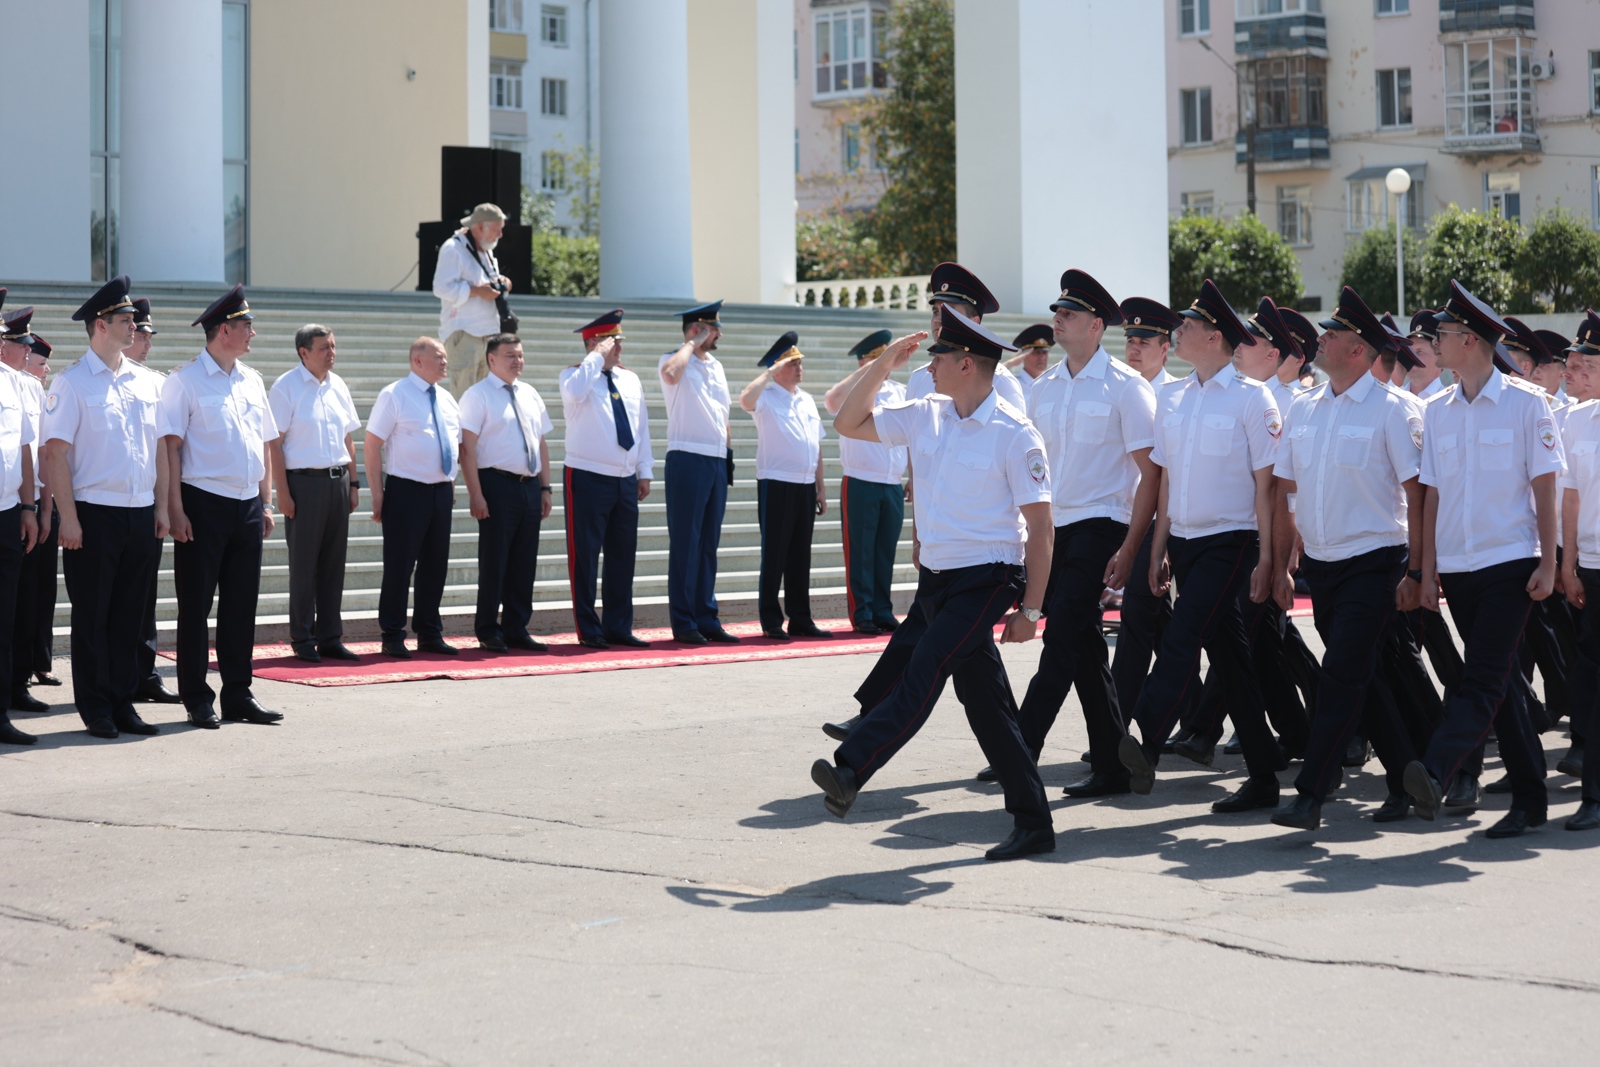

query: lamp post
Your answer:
[1386,167,1412,316]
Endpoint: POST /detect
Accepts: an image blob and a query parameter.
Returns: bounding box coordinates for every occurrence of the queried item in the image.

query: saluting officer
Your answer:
[1405,282,1563,838]
[1,306,50,719]
[560,309,653,650]
[739,332,830,641]
[905,263,1027,409]
[1005,325,1056,394]
[822,329,907,635]
[817,306,1056,861]
[0,306,40,744]
[42,276,170,739]
[1118,279,1285,814]
[162,285,282,729]
[1557,310,1600,831]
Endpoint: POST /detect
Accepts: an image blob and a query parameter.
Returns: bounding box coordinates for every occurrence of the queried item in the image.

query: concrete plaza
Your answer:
[1,634,1594,1065]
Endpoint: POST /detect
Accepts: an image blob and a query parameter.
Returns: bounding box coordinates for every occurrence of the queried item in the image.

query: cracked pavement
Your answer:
[2,638,1595,1065]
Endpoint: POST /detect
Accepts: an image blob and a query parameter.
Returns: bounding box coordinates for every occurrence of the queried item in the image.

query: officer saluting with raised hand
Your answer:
[814,306,1057,862]
[905,263,1027,411]
[1405,281,1564,838]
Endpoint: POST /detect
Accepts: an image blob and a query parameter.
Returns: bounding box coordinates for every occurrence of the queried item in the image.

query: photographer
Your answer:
[433,203,515,398]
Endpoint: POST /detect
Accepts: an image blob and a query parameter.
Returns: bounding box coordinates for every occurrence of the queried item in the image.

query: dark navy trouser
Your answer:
[664,450,726,634]
[564,466,639,641]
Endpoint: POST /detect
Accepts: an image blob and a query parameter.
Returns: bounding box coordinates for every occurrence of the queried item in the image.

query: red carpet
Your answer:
[161,598,1315,688]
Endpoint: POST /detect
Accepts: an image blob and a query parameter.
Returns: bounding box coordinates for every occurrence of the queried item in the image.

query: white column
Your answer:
[465,0,490,147]
[0,1,91,281]
[119,0,224,283]
[599,0,695,300]
[955,0,1169,313]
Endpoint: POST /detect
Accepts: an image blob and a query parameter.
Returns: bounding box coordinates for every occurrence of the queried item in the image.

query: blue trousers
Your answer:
[664,450,727,634]
[564,466,639,641]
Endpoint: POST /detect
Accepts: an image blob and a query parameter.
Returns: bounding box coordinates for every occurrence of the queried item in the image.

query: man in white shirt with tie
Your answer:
[560,310,653,650]
[268,324,363,664]
[460,334,552,654]
[365,338,462,659]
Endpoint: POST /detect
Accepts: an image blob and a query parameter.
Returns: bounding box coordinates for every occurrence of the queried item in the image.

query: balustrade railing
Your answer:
[785,275,929,310]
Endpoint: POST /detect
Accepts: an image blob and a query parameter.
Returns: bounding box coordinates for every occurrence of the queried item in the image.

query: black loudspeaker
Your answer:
[416,221,532,298]
[440,146,521,224]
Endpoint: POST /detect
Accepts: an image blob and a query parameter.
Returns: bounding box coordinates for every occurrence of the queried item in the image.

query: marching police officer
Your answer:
[17,333,60,696]
[0,306,40,743]
[162,285,282,728]
[1006,324,1056,393]
[905,263,1027,409]
[560,309,653,649]
[1557,309,1600,830]
[1,306,50,718]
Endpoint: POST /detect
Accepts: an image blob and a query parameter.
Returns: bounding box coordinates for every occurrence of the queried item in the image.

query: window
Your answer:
[90,0,122,281]
[490,0,524,32]
[1377,68,1413,128]
[1236,0,1320,17]
[1376,0,1408,13]
[814,6,887,99]
[1278,184,1313,246]
[1181,191,1216,217]
[540,77,567,117]
[491,61,524,110]
[842,124,861,173]
[1485,171,1520,221]
[1180,88,1213,145]
[540,5,567,45]
[1591,165,1598,227]
[1444,37,1535,141]
[539,151,566,191]
[1590,51,1600,115]
[1179,0,1210,35]
[1240,56,1326,129]
[222,1,248,285]
[795,129,800,175]
[1347,177,1424,231]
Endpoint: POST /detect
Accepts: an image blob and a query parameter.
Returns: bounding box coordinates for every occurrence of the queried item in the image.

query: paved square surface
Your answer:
[2,635,1594,1065]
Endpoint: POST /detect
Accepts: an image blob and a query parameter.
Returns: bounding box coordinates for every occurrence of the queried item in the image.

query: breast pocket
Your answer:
[1288,424,1315,476]
[1200,413,1236,457]
[237,396,267,441]
[83,395,112,432]
[1434,433,1461,477]
[1162,413,1185,456]
[198,394,228,432]
[1478,427,1514,472]
[1574,439,1599,481]
[0,393,20,440]
[1334,424,1376,470]
[1071,400,1112,445]
[947,447,993,496]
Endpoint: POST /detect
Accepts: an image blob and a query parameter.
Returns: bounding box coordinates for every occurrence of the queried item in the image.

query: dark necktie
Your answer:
[505,383,536,472]
[603,369,635,451]
[426,383,453,477]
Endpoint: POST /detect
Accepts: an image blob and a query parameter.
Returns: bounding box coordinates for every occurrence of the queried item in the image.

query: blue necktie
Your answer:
[604,369,635,451]
[427,384,453,477]
[505,383,536,472]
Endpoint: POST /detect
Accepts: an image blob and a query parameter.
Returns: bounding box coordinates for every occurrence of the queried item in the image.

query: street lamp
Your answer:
[1386,167,1412,317]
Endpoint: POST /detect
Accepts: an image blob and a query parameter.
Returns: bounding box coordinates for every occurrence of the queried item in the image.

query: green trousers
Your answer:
[841,476,904,628]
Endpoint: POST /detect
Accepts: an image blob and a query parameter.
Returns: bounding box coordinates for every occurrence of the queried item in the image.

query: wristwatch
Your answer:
[1406,568,1423,583]
[1020,606,1043,623]
[19,504,37,512]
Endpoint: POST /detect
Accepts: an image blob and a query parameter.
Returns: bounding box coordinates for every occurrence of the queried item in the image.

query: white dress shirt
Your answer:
[161,350,277,501]
[1560,400,1600,568]
[1149,367,1180,389]
[431,229,502,339]
[1273,373,1421,562]
[1026,348,1156,527]
[753,383,825,484]
[9,368,44,490]
[269,364,361,470]
[366,372,461,485]
[874,391,1051,570]
[1411,377,1445,402]
[459,374,552,479]
[558,351,654,479]
[906,360,1028,409]
[1419,370,1566,573]
[1269,377,1302,417]
[657,351,730,458]
[837,377,908,484]
[0,366,37,510]
[1150,369,1280,539]
[41,351,165,507]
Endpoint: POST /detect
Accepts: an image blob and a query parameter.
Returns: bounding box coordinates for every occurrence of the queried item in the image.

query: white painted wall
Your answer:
[0,0,91,282]
[466,0,490,147]
[956,0,1169,314]
[754,0,797,304]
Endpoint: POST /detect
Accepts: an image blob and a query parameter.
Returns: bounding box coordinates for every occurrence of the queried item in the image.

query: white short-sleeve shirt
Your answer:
[1419,370,1566,573]
[1560,400,1600,568]
[1026,347,1157,527]
[753,383,825,484]
[558,351,654,479]
[161,350,278,501]
[458,374,552,478]
[0,366,38,510]
[1273,373,1421,562]
[836,377,908,485]
[366,373,461,485]
[657,351,730,459]
[906,360,1028,410]
[10,369,44,491]
[1411,377,1445,402]
[269,364,361,470]
[42,351,165,507]
[874,390,1051,570]
[1150,369,1281,539]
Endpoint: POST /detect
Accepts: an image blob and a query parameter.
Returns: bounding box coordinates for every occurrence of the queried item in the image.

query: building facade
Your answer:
[794,0,892,217]
[1166,0,1600,312]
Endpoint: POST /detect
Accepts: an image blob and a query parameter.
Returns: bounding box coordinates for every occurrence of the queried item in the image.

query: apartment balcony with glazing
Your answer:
[1441,34,1541,154]
[1439,0,1535,34]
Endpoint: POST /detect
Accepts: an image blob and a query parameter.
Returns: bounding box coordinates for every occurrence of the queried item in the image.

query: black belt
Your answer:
[482,467,538,484]
[288,466,349,479]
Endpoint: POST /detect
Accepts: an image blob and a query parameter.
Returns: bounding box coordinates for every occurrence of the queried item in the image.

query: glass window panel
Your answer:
[222,3,247,161]
[224,162,246,284]
[1199,87,1212,142]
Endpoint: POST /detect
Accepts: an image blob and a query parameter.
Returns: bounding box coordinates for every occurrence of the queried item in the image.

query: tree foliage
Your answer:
[530,233,599,297]
[797,213,904,281]
[1514,207,1600,313]
[1169,213,1303,310]
[1339,223,1426,316]
[1417,204,1524,311]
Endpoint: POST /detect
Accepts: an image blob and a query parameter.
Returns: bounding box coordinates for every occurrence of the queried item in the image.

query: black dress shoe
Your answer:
[761,630,791,642]
[1485,808,1546,838]
[1175,729,1222,768]
[186,707,221,730]
[0,714,37,745]
[113,708,160,735]
[985,826,1056,861]
[1484,774,1513,794]
[1063,772,1131,798]
[11,690,48,712]
[851,622,883,636]
[1373,794,1411,823]
[874,617,899,631]
[381,638,412,659]
[417,637,459,656]
[505,634,549,652]
[702,628,742,644]
[221,698,283,724]
[478,635,510,653]
[789,622,833,639]
[135,679,183,704]
[317,642,362,661]
[1212,777,1280,813]
[291,644,323,663]
[1557,743,1585,778]
[604,633,651,648]
[31,671,62,687]
[1271,793,1322,830]
[1404,761,1442,821]
[1118,735,1156,795]
[1565,799,1600,831]
[1343,736,1373,767]
[811,759,859,818]
[975,765,998,783]
[673,630,708,646]
[1162,726,1194,755]
[822,715,860,742]
[1443,773,1482,814]
[85,718,119,739]
[1222,732,1242,756]
[577,635,610,651]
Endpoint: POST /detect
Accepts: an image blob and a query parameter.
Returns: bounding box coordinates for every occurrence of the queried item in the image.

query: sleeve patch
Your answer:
[1265,409,1283,440]
[1026,447,1048,485]
[1538,417,1558,451]
[1408,415,1424,450]
[44,392,58,413]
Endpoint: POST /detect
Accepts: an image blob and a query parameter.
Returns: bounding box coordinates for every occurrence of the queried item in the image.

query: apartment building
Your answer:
[794,0,893,216]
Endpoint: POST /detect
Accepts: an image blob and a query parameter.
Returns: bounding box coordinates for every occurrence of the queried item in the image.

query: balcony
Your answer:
[1236,126,1330,167]
[1234,14,1327,56]
[1439,1,1535,34]
[1442,36,1540,153]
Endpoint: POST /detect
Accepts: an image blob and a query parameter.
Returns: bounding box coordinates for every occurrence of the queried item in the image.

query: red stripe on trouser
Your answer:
[840,476,856,623]
[1153,536,1253,739]
[564,466,581,635]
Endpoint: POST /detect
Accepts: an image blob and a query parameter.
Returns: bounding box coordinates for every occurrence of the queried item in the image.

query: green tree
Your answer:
[1168,212,1302,310]
[797,213,903,281]
[529,232,599,297]
[857,0,954,273]
[1339,223,1426,315]
[1513,206,1600,313]
[1418,204,1524,311]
